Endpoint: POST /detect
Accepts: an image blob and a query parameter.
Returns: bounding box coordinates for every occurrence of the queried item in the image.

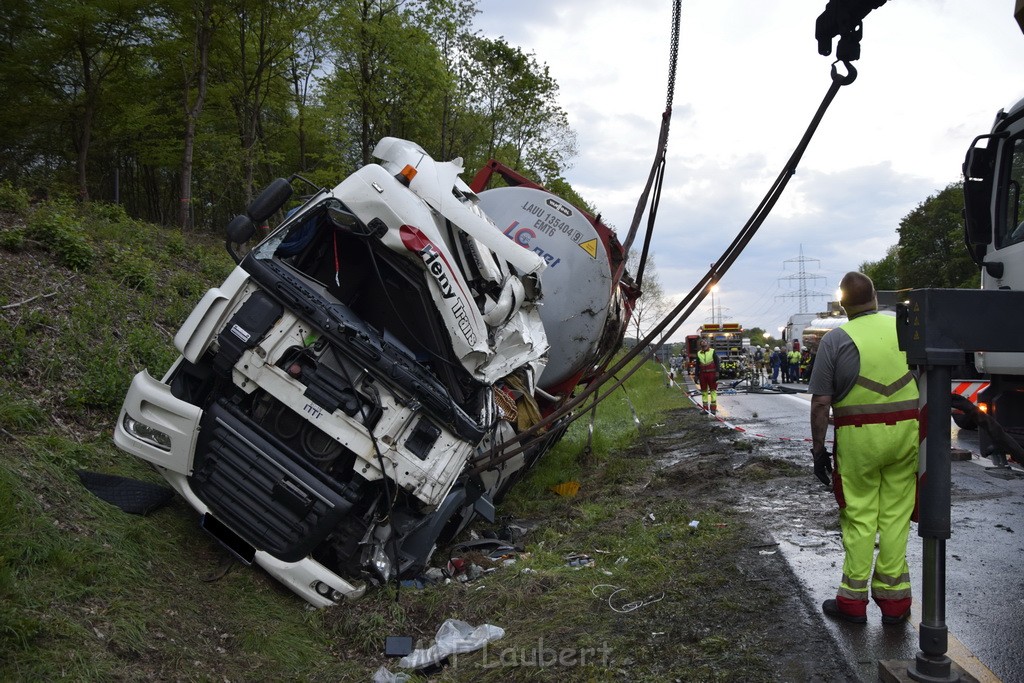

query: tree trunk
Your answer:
[179,0,214,230]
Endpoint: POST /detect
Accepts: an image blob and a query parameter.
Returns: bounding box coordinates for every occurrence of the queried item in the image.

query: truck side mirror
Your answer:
[247,178,294,223]
[226,214,256,244]
[962,137,997,265]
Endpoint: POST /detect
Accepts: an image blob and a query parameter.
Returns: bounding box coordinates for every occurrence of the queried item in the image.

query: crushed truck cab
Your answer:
[114,138,633,607]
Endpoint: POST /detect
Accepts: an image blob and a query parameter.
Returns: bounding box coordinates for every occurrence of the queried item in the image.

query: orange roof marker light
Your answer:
[395,164,417,186]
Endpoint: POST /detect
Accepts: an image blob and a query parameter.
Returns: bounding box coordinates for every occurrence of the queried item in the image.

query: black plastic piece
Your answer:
[385,636,413,657]
[404,419,441,460]
[212,291,283,377]
[200,512,256,564]
[300,359,365,418]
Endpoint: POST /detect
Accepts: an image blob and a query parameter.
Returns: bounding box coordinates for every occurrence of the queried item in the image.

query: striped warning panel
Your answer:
[952,380,988,404]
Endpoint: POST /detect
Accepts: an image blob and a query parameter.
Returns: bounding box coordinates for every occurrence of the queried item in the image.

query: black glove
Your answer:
[812,446,832,487]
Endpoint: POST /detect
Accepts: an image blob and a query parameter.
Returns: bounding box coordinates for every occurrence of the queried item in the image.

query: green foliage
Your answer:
[0,182,29,214]
[897,182,978,288]
[745,327,768,346]
[863,182,980,291]
[197,249,234,282]
[0,392,44,434]
[168,271,204,299]
[84,201,131,226]
[26,203,95,271]
[107,246,156,293]
[860,243,901,290]
[0,1,592,231]
[0,227,26,252]
[165,231,186,257]
[67,340,135,410]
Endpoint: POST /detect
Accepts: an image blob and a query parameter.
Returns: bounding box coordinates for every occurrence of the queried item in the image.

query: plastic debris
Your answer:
[396,619,505,670]
[688,520,700,532]
[565,553,595,568]
[550,481,580,497]
[591,584,666,613]
[373,666,410,682]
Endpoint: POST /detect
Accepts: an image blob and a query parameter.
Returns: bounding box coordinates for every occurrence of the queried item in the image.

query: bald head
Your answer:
[839,271,877,317]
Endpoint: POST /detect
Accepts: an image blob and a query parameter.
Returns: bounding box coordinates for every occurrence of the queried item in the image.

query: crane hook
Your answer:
[831,60,857,86]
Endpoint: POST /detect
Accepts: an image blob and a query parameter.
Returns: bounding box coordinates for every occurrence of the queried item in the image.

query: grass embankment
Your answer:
[0,185,779,681]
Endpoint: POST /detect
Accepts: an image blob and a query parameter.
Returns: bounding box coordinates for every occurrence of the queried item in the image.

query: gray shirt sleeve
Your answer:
[807,326,860,402]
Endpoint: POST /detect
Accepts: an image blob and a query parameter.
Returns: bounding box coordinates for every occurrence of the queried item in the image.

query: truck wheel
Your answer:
[952,412,978,430]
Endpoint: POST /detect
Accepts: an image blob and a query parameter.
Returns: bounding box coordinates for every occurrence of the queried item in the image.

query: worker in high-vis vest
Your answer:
[807,271,919,625]
[694,338,719,414]
[788,347,802,382]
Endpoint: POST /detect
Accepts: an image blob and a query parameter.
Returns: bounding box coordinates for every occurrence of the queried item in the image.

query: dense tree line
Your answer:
[861,182,980,291]
[0,0,580,231]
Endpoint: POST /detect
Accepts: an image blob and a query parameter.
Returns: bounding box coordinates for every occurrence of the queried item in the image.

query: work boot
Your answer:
[881,608,911,625]
[881,611,910,625]
[822,599,866,624]
[710,403,717,415]
[877,596,912,625]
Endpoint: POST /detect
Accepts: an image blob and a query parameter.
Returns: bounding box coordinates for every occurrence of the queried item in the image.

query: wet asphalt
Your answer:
[679,374,1024,682]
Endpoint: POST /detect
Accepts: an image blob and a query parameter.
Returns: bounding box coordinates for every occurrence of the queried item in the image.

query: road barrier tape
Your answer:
[674,374,814,444]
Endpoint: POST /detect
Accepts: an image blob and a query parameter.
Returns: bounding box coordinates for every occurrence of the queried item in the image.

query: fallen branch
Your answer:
[1,276,75,310]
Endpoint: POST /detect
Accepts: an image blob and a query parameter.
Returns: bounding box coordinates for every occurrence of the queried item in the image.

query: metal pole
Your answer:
[908,366,958,683]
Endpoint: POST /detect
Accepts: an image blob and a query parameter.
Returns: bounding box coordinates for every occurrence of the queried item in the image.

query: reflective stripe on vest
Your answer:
[833,314,919,430]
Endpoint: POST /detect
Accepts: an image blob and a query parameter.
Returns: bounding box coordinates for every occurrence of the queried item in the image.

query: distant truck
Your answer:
[689,323,745,379]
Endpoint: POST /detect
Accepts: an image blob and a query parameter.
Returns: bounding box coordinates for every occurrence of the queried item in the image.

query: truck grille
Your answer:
[190,400,358,562]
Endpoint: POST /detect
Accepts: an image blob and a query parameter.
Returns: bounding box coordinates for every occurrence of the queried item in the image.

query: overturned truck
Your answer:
[113,138,637,607]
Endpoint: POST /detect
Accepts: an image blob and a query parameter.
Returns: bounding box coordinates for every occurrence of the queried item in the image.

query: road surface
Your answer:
[681,374,1024,682]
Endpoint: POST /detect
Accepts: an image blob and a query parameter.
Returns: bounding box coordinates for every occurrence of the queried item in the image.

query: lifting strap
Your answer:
[620,0,681,289]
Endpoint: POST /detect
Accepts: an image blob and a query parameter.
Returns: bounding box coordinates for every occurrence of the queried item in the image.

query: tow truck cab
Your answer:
[962,95,1024,452]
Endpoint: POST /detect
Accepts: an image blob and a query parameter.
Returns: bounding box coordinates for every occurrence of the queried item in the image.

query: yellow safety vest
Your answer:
[832,314,919,453]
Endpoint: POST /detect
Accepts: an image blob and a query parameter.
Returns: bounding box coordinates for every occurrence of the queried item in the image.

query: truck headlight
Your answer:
[122,414,172,451]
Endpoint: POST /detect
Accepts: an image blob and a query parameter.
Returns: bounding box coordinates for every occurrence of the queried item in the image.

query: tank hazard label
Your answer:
[578,239,598,259]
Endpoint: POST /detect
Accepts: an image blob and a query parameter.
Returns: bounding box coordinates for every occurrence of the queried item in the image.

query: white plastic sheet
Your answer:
[397,618,505,669]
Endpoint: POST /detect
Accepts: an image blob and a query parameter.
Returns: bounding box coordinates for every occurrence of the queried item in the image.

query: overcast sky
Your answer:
[472,0,1024,344]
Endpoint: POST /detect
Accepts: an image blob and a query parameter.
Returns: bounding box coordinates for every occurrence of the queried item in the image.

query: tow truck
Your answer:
[691,322,745,379]
[112,138,637,607]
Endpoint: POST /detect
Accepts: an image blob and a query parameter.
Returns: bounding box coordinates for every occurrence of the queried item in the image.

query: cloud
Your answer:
[472,0,1024,340]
